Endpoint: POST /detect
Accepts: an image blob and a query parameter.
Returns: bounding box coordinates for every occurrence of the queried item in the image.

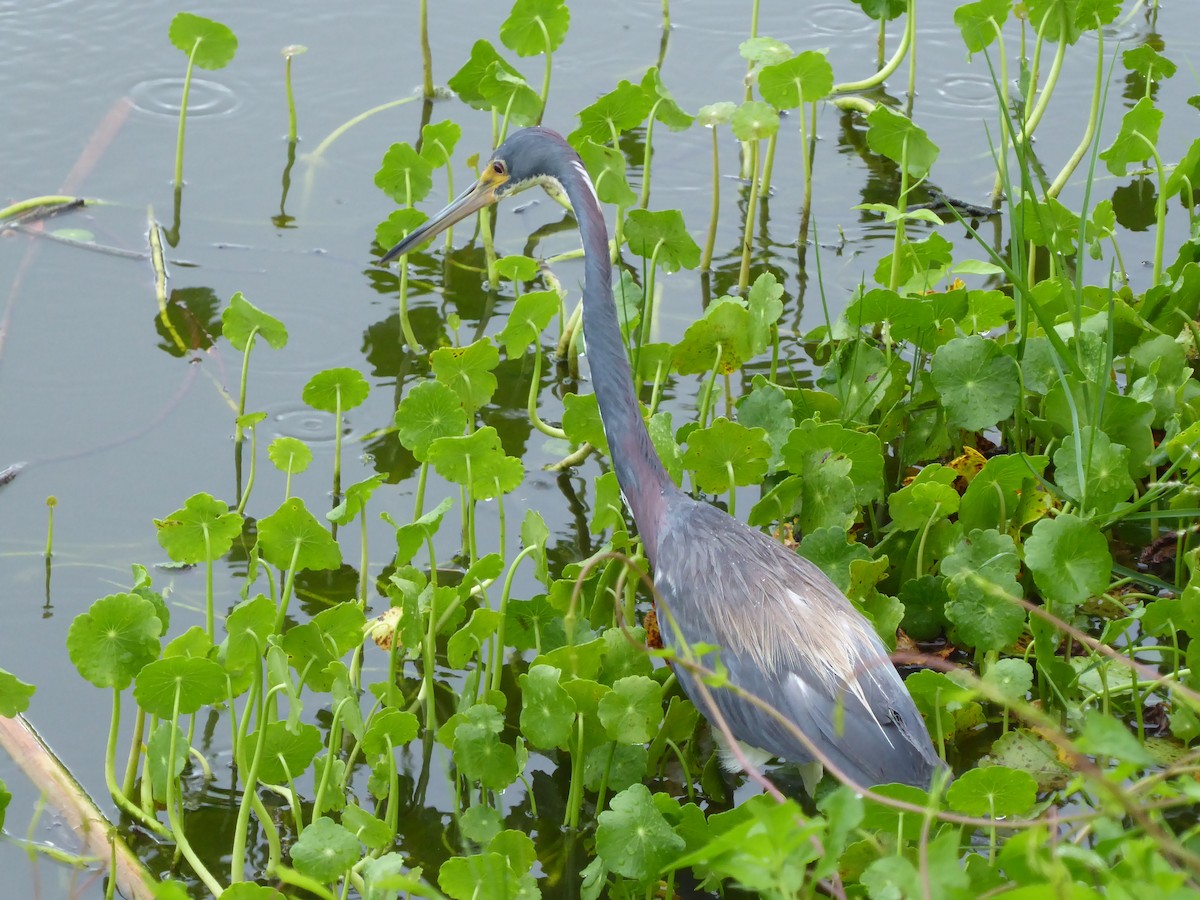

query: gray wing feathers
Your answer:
[654,497,941,788]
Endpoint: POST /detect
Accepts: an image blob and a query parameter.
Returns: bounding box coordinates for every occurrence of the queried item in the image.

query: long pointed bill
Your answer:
[378,177,501,264]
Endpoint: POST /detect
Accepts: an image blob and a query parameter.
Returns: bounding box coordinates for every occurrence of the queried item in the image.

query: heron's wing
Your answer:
[654,495,942,788]
[679,645,940,788]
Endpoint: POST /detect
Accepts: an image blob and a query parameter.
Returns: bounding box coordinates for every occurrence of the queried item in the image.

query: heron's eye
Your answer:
[492,161,506,176]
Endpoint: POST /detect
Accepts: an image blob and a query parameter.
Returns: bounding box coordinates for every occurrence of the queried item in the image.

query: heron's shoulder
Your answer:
[657,495,834,586]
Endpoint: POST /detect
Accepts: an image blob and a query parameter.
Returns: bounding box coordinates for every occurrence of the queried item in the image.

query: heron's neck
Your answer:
[558,161,673,557]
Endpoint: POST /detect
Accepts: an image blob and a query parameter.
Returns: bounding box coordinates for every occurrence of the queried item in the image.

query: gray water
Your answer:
[1,0,1195,896]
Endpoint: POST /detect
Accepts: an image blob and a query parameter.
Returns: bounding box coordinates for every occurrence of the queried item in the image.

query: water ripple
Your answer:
[128,76,239,119]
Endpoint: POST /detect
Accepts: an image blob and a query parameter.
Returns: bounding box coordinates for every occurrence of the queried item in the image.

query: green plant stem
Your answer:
[204,526,215,642]
[413,459,429,520]
[121,707,145,798]
[737,142,761,293]
[1047,31,1103,199]
[232,673,273,884]
[701,125,721,271]
[276,867,338,900]
[44,498,54,558]
[640,105,661,209]
[797,103,815,246]
[250,791,281,875]
[564,714,586,830]
[497,492,507,561]
[527,346,567,439]
[304,98,418,168]
[832,0,913,94]
[284,56,298,143]
[888,138,911,292]
[759,130,778,198]
[422,536,440,734]
[637,241,664,366]
[1140,139,1169,284]
[479,202,499,288]
[234,328,257,443]
[105,690,170,838]
[165,686,225,896]
[0,195,85,222]
[238,418,259,516]
[173,40,201,189]
[274,541,303,632]
[537,22,553,124]
[906,2,917,108]
[697,348,723,430]
[557,300,583,360]
[993,4,1068,203]
[419,0,433,99]
[490,545,537,693]
[313,696,353,820]
[333,390,344,499]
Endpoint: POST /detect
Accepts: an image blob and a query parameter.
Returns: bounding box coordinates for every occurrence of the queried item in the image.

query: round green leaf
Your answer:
[290,816,360,882]
[256,497,342,572]
[682,417,771,494]
[954,0,1011,53]
[1052,427,1134,515]
[519,665,576,748]
[449,41,519,110]
[248,721,323,784]
[168,13,237,70]
[0,667,35,717]
[342,803,394,851]
[453,705,520,791]
[302,367,369,414]
[500,0,570,57]
[428,426,524,499]
[597,675,663,744]
[595,784,685,880]
[758,50,834,109]
[268,436,312,475]
[362,708,420,759]
[1099,96,1162,177]
[154,492,244,565]
[67,593,162,690]
[375,208,429,256]
[730,100,779,141]
[1024,514,1112,613]
[222,292,287,352]
[865,104,939,179]
[575,137,638,206]
[498,290,559,357]
[439,853,520,900]
[697,101,736,127]
[641,66,693,130]
[146,722,188,802]
[133,656,227,717]
[374,142,434,205]
[946,765,1037,817]
[418,120,462,168]
[327,473,387,526]
[430,338,499,415]
[624,209,700,273]
[930,335,1020,432]
[568,81,652,147]
[394,379,468,462]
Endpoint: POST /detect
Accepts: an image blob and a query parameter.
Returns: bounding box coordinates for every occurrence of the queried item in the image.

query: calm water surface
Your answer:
[0,0,1195,895]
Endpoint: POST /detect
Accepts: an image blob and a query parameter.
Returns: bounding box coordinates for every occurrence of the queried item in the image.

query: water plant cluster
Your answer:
[3,0,1200,897]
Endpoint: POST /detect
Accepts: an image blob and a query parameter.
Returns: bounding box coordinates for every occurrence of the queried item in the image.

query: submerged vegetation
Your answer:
[3,0,1200,896]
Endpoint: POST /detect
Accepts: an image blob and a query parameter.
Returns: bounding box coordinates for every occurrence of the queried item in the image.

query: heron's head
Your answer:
[379,127,573,263]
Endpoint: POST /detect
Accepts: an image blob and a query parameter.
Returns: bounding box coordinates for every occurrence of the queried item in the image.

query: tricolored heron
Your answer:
[381,127,942,789]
